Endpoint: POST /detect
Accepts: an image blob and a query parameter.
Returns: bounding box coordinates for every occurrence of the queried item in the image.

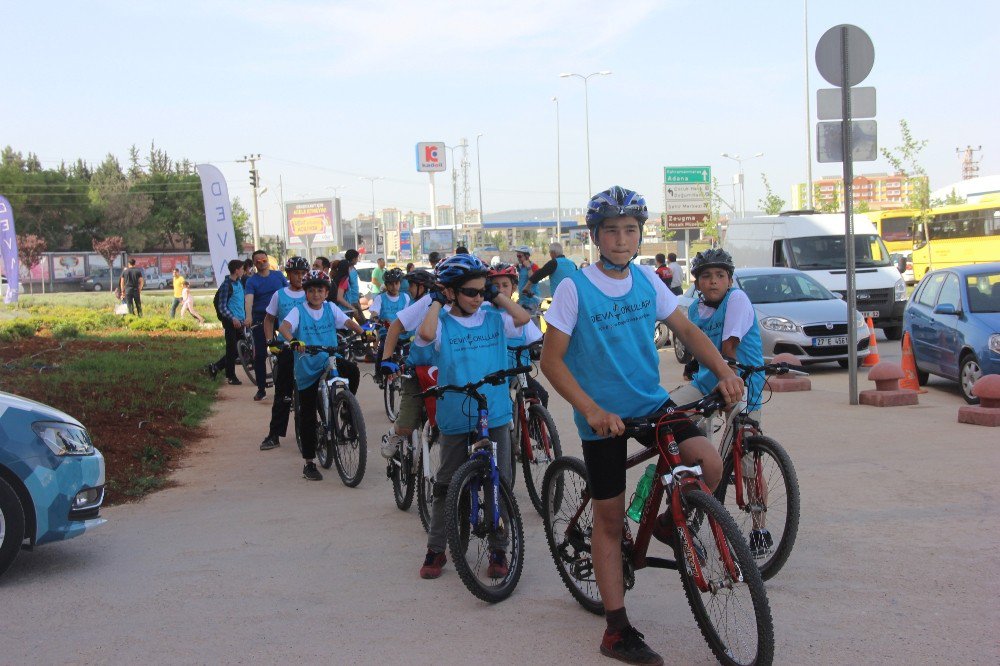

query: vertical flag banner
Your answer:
[196,165,238,286]
[0,195,19,303]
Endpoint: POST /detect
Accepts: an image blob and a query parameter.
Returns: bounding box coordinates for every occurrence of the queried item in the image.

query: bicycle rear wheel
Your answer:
[541,457,604,615]
[522,403,562,517]
[416,427,439,532]
[391,439,415,510]
[445,457,524,603]
[331,390,367,487]
[384,375,401,422]
[677,489,774,666]
[237,339,256,384]
[715,435,800,581]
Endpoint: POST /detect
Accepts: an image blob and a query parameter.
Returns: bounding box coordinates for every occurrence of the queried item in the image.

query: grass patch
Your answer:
[0,331,225,503]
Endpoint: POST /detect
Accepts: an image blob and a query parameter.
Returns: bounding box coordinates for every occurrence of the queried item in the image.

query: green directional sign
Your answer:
[663,166,711,185]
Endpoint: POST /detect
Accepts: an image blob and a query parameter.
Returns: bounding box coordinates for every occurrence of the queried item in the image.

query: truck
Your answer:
[722,211,908,339]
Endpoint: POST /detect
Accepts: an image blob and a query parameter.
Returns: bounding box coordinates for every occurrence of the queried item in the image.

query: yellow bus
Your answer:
[911,195,1000,278]
[868,208,917,254]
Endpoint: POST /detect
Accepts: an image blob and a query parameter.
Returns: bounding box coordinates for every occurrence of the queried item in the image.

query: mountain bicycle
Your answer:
[702,361,803,580]
[287,342,367,487]
[417,365,532,603]
[506,341,561,516]
[373,339,408,423]
[541,393,774,666]
[237,324,274,387]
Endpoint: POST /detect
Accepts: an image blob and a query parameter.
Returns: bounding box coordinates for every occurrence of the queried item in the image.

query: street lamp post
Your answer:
[721,152,764,218]
[475,133,484,225]
[553,96,562,243]
[359,176,382,256]
[560,70,611,261]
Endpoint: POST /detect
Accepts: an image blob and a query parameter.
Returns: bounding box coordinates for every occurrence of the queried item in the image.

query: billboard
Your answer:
[420,228,454,255]
[416,142,447,172]
[286,199,337,246]
[53,254,86,280]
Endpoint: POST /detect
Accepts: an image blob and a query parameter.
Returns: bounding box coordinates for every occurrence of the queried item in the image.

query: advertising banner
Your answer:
[196,164,239,286]
[159,255,191,274]
[416,142,447,172]
[53,254,86,280]
[130,255,159,269]
[400,231,412,260]
[0,195,18,303]
[286,199,337,246]
[420,229,454,255]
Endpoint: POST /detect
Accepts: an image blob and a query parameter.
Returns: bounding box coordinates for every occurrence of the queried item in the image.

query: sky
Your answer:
[4,0,997,237]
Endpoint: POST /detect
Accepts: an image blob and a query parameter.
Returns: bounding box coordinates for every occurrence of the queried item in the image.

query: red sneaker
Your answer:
[487,550,509,578]
[419,550,447,579]
[600,625,664,666]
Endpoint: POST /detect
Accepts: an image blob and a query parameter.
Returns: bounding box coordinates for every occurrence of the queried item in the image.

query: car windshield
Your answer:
[965,272,1000,313]
[737,272,836,304]
[356,267,374,281]
[788,234,892,269]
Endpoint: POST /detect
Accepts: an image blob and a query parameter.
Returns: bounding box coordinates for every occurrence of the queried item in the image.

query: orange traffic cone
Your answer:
[862,317,880,367]
[899,331,928,393]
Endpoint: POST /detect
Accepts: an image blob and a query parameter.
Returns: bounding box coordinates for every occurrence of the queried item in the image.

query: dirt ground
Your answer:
[1,339,998,664]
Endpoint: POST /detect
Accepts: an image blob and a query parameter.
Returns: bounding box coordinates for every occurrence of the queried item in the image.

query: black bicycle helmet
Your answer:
[383,267,404,283]
[404,268,436,288]
[690,248,735,278]
[284,256,310,272]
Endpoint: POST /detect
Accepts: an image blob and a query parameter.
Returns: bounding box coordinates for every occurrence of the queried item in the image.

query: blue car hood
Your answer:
[0,391,85,428]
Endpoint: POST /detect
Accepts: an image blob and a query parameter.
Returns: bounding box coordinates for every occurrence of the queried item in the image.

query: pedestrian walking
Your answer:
[170,268,184,318]
[207,259,246,384]
[179,281,206,324]
[119,259,145,317]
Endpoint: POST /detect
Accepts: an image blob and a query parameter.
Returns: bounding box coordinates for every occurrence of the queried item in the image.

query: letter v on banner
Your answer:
[196,165,238,286]
[0,195,20,303]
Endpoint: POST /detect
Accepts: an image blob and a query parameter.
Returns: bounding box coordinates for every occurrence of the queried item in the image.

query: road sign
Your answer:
[663,166,711,185]
[415,142,447,172]
[663,199,708,214]
[818,87,876,120]
[817,120,878,163]
[664,213,706,229]
[815,24,874,87]
[663,183,709,200]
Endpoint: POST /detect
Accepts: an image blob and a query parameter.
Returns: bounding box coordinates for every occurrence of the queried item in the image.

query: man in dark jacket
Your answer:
[206,259,246,384]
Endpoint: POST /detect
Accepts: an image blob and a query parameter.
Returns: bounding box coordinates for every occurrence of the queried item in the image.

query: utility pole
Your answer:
[956,145,982,180]
[237,154,262,250]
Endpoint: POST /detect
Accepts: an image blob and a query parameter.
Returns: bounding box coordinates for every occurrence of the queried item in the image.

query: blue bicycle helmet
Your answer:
[585,186,648,233]
[434,253,488,287]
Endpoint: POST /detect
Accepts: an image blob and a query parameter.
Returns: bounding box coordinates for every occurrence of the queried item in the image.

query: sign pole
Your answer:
[429,172,438,230]
[840,25,859,405]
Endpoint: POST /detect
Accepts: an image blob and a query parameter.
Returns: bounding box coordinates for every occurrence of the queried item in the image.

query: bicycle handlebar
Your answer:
[506,340,543,354]
[268,340,350,356]
[620,393,726,439]
[416,365,533,399]
[728,360,809,378]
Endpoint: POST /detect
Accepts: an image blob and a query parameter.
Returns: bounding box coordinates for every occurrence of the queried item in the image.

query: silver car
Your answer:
[674,267,871,367]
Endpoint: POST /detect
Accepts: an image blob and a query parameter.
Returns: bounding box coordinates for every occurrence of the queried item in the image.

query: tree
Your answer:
[92,236,125,292]
[698,178,733,245]
[231,197,251,250]
[16,234,46,295]
[933,188,966,207]
[856,200,871,213]
[881,119,933,262]
[89,153,153,250]
[758,173,786,215]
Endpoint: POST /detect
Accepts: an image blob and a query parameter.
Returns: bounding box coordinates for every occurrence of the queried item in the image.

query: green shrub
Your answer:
[127,315,171,331]
[52,322,81,340]
[0,320,37,342]
[166,318,200,332]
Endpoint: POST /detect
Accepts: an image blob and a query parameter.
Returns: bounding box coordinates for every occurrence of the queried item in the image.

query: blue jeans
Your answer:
[252,314,268,392]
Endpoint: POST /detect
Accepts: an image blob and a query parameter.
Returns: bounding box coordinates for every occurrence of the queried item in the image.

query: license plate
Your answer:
[813,335,848,347]
[861,310,880,319]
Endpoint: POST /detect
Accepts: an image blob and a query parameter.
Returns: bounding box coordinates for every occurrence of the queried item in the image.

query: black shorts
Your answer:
[581,402,704,501]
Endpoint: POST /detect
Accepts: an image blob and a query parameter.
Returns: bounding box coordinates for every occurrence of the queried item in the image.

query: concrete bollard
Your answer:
[764,353,811,392]
[958,374,1000,427]
[859,361,919,407]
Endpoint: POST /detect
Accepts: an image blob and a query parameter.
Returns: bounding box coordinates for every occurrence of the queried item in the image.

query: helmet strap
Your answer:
[598,254,632,273]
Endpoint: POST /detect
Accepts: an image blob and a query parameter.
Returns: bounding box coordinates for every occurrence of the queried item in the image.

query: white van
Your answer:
[723,211,907,339]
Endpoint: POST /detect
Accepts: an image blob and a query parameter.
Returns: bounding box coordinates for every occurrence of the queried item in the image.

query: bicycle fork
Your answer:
[469,406,502,533]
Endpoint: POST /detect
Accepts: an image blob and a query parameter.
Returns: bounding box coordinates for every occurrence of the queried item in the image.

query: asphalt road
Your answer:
[2,339,998,665]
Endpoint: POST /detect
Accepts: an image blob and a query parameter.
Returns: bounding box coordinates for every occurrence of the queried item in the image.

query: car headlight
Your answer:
[760,316,800,333]
[32,422,95,456]
[894,278,908,302]
[990,334,1000,355]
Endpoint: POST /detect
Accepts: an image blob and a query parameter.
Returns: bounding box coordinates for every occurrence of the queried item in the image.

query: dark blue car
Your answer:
[903,262,1000,403]
[0,391,106,577]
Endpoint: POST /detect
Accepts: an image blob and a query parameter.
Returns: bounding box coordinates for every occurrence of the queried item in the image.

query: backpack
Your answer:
[655,264,673,286]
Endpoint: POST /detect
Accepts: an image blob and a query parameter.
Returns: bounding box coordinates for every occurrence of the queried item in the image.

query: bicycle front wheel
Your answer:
[541,456,604,615]
[391,440,415,510]
[237,339,256,384]
[384,375,401,422]
[522,404,562,517]
[316,383,335,469]
[331,390,367,487]
[445,457,524,603]
[416,429,439,533]
[715,435,800,580]
[678,489,774,666]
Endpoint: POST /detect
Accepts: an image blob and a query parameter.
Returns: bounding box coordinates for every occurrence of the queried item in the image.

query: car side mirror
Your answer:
[933,303,960,316]
[834,292,844,300]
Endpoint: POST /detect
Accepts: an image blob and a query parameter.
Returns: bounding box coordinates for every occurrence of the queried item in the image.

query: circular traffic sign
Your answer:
[815,24,874,87]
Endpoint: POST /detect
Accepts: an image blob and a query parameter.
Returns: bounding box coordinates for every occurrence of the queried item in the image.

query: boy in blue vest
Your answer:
[278,270,366,481]
[368,268,410,327]
[260,256,310,451]
[413,254,531,580]
[207,259,247,384]
[541,187,744,666]
[487,262,549,408]
[670,248,770,558]
[525,242,576,299]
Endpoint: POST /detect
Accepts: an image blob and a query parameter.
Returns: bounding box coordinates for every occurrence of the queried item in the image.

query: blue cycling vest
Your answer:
[687,289,765,411]
[436,309,512,434]
[292,303,339,389]
[227,278,245,320]
[377,293,410,323]
[550,256,577,294]
[275,288,306,340]
[564,267,668,440]
[348,268,360,304]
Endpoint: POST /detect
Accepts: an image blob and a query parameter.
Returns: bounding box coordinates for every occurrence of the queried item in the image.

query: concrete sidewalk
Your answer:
[1,346,997,664]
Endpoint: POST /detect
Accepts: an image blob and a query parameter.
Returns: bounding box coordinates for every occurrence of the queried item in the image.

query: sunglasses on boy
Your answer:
[456,286,487,299]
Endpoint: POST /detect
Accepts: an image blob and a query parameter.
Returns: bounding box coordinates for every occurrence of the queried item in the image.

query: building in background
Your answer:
[791,173,930,211]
